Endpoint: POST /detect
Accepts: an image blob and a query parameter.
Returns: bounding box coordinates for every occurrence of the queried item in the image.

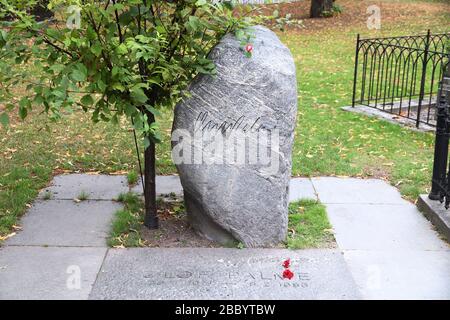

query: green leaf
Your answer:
[0,112,9,127]
[112,83,125,92]
[0,30,7,48]
[116,43,128,55]
[130,87,147,104]
[187,16,201,32]
[145,105,161,117]
[96,80,107,92]
[143,136,151,149]
[19,106,28,120]
[18,97,30,120]
[196,0,207,6]
[71,70,86,82]
[81,95,94,106]
[91,43,102,57]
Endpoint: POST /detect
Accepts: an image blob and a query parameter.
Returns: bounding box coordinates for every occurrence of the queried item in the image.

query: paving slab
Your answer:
[39,174,128,200]
[311,177,405,204]
[0,246,107,300]
[343,249,450,299]
[325,203,449,251]
[131,175,184,196]
[341,105,435,133]
[89,248,361,300]
[289,178,317,202]
[6,200,122,247]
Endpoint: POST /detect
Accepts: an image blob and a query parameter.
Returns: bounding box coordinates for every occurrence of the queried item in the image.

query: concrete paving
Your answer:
[289,178,317,202]
[6,200,122,247]
[131,175,184,196]
[325,203,447,251]
[314,178,450,300]
[39,174,128,200]
[311,177,406,204]
[0,174,449,300]
[343,249,450,300]
[0,246,107,300]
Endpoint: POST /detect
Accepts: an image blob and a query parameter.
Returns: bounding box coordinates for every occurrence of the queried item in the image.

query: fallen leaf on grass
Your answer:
[110,170,128,175]
[0,232,16,241]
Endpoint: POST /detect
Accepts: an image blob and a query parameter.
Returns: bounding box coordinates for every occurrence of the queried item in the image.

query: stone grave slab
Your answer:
[89,248,361,300]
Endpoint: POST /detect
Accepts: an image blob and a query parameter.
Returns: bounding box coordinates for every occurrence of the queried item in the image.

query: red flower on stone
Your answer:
[282,258,291,269]
[245,43,253,54]
[282,269,294,280]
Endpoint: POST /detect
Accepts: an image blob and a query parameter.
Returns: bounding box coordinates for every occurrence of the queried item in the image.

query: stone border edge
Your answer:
[417,194,450,242]
[341,105,435,133]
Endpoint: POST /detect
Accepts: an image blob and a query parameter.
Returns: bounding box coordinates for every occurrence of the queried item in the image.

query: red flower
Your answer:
[282,258,291,269]
[282,269,294,280]
[245,43,253,54]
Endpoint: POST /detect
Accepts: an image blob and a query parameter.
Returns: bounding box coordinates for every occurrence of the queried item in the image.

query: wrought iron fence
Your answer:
[352,31,449,128]
[429,63,450,206]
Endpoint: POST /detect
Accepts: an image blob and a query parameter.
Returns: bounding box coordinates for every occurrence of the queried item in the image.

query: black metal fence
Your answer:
[352,31,449,128]
[429,63,450,206]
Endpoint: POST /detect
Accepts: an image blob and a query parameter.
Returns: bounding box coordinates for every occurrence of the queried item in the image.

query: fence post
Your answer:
[429,62,450,200]
[352,34,360,108]
[416,29,431,128]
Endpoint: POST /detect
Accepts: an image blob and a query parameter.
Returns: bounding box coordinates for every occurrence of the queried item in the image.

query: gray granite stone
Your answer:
[172,26,298,247]
[6,200,122,247]
[89,248,360,300]
[0,246,107,300]
[289,178,317,202]
[343,249,450,299]
[325,203,449,251]
[39,174,128,200]
[131,175,184,196]
[311,177,405,204]
[417,194,450,242]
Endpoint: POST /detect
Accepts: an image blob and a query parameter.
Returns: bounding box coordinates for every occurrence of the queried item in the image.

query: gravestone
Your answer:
[89,248,361,300]
[172,26,297,247]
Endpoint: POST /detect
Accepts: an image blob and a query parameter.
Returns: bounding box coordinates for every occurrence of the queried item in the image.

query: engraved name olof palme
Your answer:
[196,111,264,133]
[171,112,281,175]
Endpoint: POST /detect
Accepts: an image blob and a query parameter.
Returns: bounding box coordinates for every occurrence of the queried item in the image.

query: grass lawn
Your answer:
[1,0,449,241]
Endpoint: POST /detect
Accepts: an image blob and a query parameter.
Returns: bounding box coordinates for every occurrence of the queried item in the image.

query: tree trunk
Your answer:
[310,0,334,18]
[143,112,159,229]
